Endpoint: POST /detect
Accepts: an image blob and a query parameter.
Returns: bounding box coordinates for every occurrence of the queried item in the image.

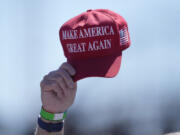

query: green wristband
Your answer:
[40,107,67,121]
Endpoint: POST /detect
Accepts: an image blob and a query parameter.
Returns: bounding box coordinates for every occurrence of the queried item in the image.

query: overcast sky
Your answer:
[1,0,180,134]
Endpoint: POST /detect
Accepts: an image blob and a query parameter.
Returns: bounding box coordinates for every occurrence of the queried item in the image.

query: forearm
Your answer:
[164,133,180,135]
[35,126,64,135]
[34,117,64,135]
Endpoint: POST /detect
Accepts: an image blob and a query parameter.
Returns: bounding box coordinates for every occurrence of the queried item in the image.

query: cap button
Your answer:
[87,9,92,12]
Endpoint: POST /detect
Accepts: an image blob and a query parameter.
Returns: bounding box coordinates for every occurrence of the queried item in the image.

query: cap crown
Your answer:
[59,9,130,60]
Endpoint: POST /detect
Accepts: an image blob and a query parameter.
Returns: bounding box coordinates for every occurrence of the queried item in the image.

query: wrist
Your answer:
[37,106,67,133]
[40,107,67,121]
[42,105,67,114]
[40,116,64,124]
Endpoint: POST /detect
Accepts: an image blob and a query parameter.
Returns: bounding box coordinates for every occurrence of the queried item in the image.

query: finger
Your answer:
[40,75,49,88]
[60,62,76,76]
[65,81,77,98]
[48,82,64,99]
[53,85,64,99]
[42,80,64,99]
[41,79,52,91]
[58,69,76,88]
[48,75,68,96]
[41,80,57,92]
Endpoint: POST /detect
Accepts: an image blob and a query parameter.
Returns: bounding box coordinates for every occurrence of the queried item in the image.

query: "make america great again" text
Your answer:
[61,25,115,53]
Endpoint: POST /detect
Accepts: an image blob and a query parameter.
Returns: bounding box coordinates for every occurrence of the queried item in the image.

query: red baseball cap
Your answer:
[59,9,131,81]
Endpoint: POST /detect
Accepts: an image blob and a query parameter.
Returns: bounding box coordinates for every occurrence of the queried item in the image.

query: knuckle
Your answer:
[59,68,63,73]
[48,71,54,76]
[43,74,49,80]
[64,73,71,81]
[58,68,74,84]
[59,69,68,77]
[61,62,71,70]
[40,79,49,90]
[54,77,62,85]
[61,62,67,68]
[40,80,44,88]
[57,70,64,78]
[40,75,48,87]
[60,63,76,76]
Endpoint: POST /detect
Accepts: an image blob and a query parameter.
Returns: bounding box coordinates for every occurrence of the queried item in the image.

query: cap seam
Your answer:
[96,10,121,49]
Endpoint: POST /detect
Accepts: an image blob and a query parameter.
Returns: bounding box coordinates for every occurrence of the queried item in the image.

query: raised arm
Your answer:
[35,62,77,135]
[164,133,180,135]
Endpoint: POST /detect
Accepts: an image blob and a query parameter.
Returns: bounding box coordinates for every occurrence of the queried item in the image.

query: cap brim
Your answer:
[68,52,122,82]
